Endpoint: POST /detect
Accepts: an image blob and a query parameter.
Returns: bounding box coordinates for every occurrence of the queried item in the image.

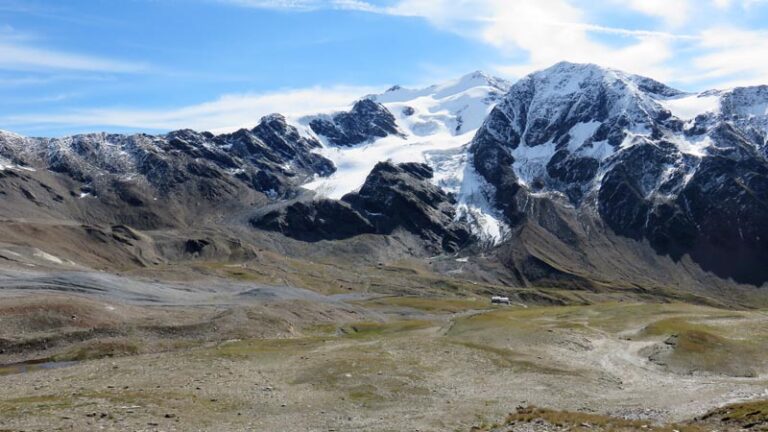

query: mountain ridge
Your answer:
[1,62,768,301]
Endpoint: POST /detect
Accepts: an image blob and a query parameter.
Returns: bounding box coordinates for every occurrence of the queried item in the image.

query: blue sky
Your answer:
[2,0,768,136]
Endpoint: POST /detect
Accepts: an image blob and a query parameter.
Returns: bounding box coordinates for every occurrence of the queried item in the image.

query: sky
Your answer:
[1,0,768,137]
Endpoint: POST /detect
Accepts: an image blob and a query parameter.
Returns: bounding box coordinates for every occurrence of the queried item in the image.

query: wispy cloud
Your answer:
[0,43,148,73]
[0,25,148,73]
[688,27,768,87]
[216,0,384,12]
[2,85,380,135]
[371,0,685,82]
[215,0,768,89]
[1,92,80,105]
[622,0,693,28]
[213,0,694,80]
[712,0,768,9]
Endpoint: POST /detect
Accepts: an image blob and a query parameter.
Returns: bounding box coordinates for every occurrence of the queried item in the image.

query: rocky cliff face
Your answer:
[471,62,768,285]
[308,99,403,147]
[252,161,471,252]
[3,63,768,292]
[0,114,335,230]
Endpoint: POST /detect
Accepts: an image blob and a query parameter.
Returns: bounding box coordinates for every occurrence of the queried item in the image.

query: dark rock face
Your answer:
[600,148,768,285]
[308,99,403,147]
[249,114,336,177]
[343,162,472,252]
[470,109,525,224]
[471,61,768,285]
[252,162,472,252]
[669,157,768,285]
[217,114,336,188]
[0,115,337,229]
[251,199,375,242]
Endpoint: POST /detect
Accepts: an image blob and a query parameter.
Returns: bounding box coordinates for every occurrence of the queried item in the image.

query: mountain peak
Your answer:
[546,61,606,72]
[457,70,495,83]
[0,129,25,140]
[447,70,510,93]
[528,62,628,88]
[526,61,682,98]
[259,113,288,125]
[369,71,511,105]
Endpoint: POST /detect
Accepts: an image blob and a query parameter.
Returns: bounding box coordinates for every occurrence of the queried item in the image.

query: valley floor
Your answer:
[1,272,767,432]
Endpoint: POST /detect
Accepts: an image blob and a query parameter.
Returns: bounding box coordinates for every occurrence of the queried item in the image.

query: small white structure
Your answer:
[491,296,511,305]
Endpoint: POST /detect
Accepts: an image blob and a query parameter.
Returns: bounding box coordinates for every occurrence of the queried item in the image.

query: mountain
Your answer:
[1,63,768,302]
[471,62,768,287]
[249,71,510,250]
[253,161,471,252]
[299,71,511,243]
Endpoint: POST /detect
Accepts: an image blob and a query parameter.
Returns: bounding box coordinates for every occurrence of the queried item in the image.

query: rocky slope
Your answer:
[471,62,768,286]
[307,98,404,147]
[253,161,471,252]
[1,63,768,298]
[0,113,332,211]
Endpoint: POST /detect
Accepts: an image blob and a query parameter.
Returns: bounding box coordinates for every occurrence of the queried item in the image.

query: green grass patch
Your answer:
[52,339,141,362]
[338,320,434,338]
[359,296,490,313]
[448,340,572,375]
[700,399,768,427]
[642,318,722,338]
[291,344,429,406]
[642,317,766,377]
[209,337,327,360]
[0,395,75,418]
[486,406,707,432]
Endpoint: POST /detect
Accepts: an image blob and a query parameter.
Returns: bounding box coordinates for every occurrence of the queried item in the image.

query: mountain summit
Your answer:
[1,63,768,299]
[473,62,768,286]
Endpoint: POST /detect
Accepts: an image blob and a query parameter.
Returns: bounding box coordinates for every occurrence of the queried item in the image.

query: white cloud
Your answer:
[216,0,384,12]
[689,27,768,87]
[378,0,768,89]
[212,0,768,89]
[2,85,380,135]
[7,0,767,139]
[373,0,682,81]
[712,0,768,8]
[623,0,692,27]
[0,42,147,73]
[0,27,147,73]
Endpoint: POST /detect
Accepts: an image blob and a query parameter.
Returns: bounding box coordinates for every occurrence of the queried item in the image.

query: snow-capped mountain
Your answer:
[2,63,768,290]
[471,61,768,285]
[296,71,512,242]
[298,71,509,197]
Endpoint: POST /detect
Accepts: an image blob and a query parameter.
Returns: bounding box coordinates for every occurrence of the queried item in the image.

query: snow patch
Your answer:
[658,94,721,120]
[33,250,65,265]
[567,121,601,152]
[740,101,768,117]
[576,139,614,160]
[453,155,508,244]
[0,156,35,172]
[303,131,472,199]
[425,146,508,244]
[511,141,557,186]
[668,135,714,158]
[301,72,507,200]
